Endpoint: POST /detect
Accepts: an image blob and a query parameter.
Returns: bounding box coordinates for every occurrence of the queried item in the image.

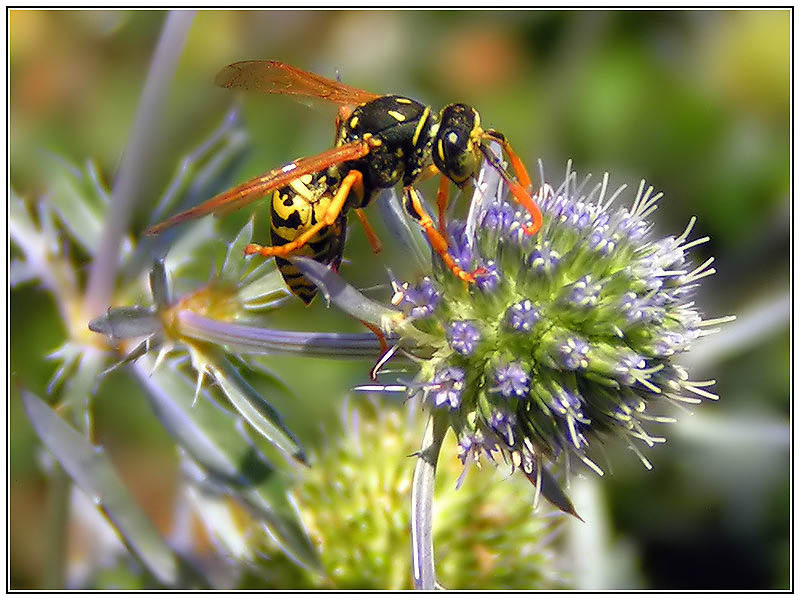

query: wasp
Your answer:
[146,61,543,304]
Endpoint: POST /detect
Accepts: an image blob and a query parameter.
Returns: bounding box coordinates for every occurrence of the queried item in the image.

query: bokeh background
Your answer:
[10,9,790,589]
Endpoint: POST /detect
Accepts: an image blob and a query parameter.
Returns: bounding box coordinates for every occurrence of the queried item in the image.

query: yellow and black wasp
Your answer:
[146,60,543,304]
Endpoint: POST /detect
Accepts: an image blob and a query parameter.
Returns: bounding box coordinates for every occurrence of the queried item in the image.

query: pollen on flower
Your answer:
[558,337,590,371]
[528,242,560,275]
[565,276,602,308]
[614,351,648,386]
[392,276,441,318]
[488,410,517,446]
[481,201,515,231]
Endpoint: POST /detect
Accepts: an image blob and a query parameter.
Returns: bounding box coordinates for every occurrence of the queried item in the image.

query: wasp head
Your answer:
[433,103,485,187]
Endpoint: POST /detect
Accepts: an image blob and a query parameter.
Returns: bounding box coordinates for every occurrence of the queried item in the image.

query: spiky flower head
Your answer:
[249,400,566,590]
[389,163,730,508]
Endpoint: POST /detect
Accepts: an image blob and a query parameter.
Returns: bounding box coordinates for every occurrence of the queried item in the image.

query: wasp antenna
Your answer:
[478,142,514,182]
[482,128,506,143]
[479,142,543,236]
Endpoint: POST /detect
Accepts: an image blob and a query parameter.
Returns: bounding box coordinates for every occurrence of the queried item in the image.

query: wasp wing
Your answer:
[144,140,370,235]
[214,60,381,106]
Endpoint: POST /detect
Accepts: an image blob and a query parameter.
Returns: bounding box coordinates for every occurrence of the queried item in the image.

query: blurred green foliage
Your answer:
[10,9,789,589]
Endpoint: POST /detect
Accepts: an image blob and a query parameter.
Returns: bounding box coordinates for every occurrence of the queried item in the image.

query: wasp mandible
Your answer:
[146,60,543,304]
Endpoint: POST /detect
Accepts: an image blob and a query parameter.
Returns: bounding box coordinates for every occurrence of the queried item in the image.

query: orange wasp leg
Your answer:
[245,169,364,258]
[506,177,543,236]
[359,319,388,355]
[497,138,532,190]
[411,165,451,239]
[402,186,484,284]
[415,164,440,182]
[436,174,451,239]
[354,208,382,254]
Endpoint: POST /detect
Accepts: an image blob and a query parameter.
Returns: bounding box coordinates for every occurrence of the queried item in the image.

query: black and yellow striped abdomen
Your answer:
[270,170,349,305]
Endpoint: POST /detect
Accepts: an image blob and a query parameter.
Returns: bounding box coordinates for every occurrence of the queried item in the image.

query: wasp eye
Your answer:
[442,129,467,154]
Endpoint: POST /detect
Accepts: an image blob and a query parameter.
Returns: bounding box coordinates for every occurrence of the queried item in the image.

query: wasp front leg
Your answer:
[435,174,451,240]
[402,186,483,284]
[411,165,451,239]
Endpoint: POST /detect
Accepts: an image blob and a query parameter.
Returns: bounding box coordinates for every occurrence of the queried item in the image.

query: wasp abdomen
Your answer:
[270,174,349,304]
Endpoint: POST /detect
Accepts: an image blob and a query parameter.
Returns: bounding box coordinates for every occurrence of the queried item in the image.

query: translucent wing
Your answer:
[145,140,371,235]
[214,60,381,106]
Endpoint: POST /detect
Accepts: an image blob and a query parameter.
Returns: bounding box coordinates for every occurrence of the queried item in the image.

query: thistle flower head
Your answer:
[249,400,566,589]
[383,162,728,508]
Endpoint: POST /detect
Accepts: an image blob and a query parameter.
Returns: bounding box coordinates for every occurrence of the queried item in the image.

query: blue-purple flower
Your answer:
[493,361,530,398]
[385,166,729,513]
[505,299,541,332]
[447,321,482,356]
[430,366,466,409]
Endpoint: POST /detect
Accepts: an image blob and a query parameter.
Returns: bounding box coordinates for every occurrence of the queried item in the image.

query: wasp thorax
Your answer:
[433,103,483,186]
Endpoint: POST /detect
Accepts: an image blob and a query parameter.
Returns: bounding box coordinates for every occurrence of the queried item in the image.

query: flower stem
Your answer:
[410,411,448,590]
[176,310,393,358]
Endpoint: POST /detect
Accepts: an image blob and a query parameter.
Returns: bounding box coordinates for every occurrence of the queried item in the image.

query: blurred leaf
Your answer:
[189,342,307,465]
[149,258,171,310]
[221,218,254,280]
[45,154,118,257]
[137,356,320,570]
[238,263,291,311]
[10,258,37,287]
[88,306,160,340]
[21,390,190,588]
[125,107,249,282]
[410,413,448,590]
[376,189,430,273]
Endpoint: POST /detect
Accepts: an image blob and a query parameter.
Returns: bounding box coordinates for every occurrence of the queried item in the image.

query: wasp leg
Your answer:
[402,186,483,284]
[505,176,543,236]
[359,319,388,354]
[408,164,450,238]
[246,169,364,258]
[354,208,382,254]
[416,164,440,182]
[436,174,450,239]
[483,131,542,236]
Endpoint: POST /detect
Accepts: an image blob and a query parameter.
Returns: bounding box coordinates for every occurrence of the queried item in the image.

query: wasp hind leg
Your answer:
[409,165,450,239]
[245,169,364,258]
[354,208,382,254]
